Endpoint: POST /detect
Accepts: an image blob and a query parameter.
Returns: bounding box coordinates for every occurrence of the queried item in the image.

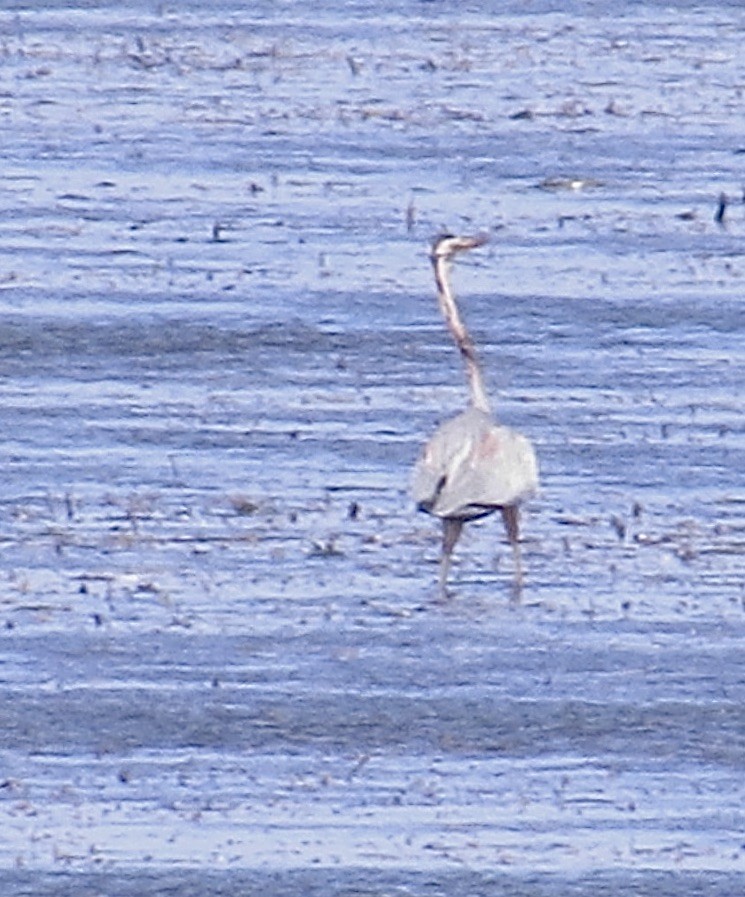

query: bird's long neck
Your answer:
[432,255,491,414]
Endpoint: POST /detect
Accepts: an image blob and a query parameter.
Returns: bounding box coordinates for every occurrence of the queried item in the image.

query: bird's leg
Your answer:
[500,505,523,598]
[438,517,464,600]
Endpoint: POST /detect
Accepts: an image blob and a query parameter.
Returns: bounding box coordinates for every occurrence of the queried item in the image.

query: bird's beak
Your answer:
[432,233,490,261]
[456,234,489,252]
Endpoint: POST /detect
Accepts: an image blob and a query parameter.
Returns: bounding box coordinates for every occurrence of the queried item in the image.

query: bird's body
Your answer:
[412,234,538,597]
[413,406,537,520]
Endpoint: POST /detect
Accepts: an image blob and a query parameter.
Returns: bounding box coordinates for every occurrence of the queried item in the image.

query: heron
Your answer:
[412,233,538,598]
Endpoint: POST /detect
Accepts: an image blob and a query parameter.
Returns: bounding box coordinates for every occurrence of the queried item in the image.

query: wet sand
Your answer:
[0,1,744,893]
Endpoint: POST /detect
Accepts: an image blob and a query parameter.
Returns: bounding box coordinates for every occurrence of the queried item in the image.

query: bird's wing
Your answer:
[413,409,538,519]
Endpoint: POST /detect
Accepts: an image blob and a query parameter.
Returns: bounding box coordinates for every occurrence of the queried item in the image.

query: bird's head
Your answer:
[430,233,489,263]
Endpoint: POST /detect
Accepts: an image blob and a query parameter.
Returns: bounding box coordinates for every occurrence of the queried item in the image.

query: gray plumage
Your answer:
[412,234,538,597]
[413,406,537,519]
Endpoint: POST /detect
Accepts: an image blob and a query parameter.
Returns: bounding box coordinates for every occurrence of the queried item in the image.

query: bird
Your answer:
[412,233,538,599]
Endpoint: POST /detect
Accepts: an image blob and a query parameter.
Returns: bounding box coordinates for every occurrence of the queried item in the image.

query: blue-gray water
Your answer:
[0,2,744,894]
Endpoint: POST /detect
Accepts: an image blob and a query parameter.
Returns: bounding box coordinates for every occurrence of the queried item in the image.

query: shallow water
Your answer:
[0,1,744,894]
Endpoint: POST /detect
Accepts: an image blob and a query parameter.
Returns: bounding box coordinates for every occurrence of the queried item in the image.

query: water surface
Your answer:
[0,2,744,894]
